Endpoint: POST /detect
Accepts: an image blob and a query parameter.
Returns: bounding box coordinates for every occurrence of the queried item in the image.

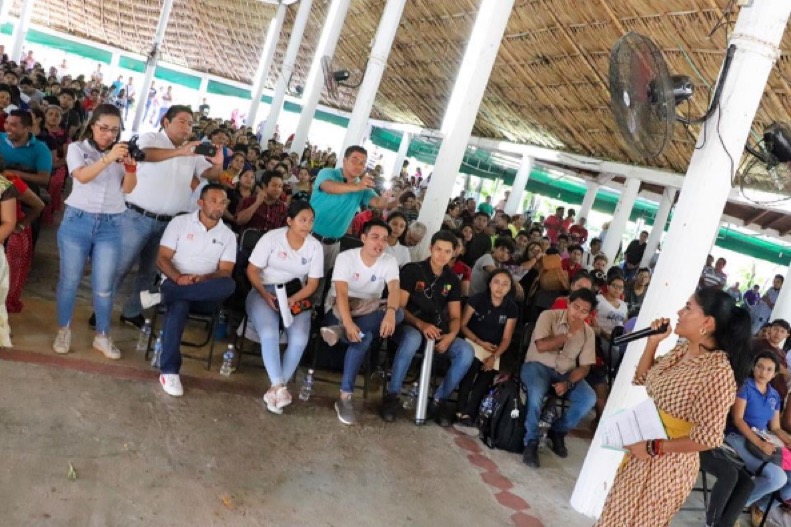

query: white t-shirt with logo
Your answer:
[595,293,628,335]
[159,211,237,276]
[329,248,399,299]
[248,226,324,285]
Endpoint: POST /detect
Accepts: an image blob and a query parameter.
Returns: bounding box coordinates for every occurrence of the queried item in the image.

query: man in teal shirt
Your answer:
[477,195,494,216]
[310,145,393,274]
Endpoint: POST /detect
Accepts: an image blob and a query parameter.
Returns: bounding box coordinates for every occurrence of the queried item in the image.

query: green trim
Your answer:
[154,66,201,90]
[10,27,113,63]
[207,80,251,99]
[119,56,145,73]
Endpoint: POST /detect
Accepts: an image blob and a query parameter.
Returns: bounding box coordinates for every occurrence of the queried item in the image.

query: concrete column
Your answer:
[290,0,351,153]
[338,0,408,157]
[504,155,532,215]
[641,187,676,268]
[132,0,175,133]
[110,51,121,68]
[571,0,791,518]
[247,1,287,131]
[10,0,35,63]
[263,0,312,144]
[0,0,10,28]
[600,177,640,263]
[578,181,600,221]
[198,74,209,98]
[391,131,410,178]
[768,265,791,323]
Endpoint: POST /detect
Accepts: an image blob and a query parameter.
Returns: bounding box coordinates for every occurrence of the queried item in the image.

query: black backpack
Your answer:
[479,376,526,453]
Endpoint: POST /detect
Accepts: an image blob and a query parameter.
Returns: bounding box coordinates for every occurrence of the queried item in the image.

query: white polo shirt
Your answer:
[248,226,323,285]
[159,211,237,276]
[125,131,213,216]
[65,140,127,214]
[327,248,399,309]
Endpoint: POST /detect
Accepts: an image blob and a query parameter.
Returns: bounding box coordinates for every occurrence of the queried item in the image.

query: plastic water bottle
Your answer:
[213,310,228,341]
[403,382,419,410]
[480,388,496,419]
[299,369,314,401]
[150,331,163,368]
[136,319,152,352]
[219,345,235,376]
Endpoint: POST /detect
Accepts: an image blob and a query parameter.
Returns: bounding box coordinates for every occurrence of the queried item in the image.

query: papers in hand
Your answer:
[275,285,294,328]
[600,399,668,451]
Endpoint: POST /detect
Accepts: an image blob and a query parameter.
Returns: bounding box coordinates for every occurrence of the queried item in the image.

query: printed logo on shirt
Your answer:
[186,233,194,241]
[301,257,307,265]
[371,275,377,282]
[498,315,507,324]
[441,284,452,297]
[415,281,426,293]
[352,273,360,281]
[278,251,288,260]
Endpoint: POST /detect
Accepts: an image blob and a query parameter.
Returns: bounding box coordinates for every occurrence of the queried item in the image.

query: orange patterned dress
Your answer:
[597,343,737,527]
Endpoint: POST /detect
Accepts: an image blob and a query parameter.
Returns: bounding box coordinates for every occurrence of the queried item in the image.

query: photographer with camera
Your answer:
[105,105,224,330]
[53,104,137,358]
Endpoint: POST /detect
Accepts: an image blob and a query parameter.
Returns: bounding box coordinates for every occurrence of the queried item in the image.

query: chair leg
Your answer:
[206,313,218,371]
[701,471,708,510]
[760,493,777,527]
[145,308,159,361]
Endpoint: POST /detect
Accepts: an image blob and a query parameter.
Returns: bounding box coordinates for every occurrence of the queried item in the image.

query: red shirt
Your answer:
[7,174,27,220]
[569,224,588,244]
[544,215,563,244]
[451,260,472,283]
[237,196,287,233]
[351,209,375,237]
[562,260,582,281]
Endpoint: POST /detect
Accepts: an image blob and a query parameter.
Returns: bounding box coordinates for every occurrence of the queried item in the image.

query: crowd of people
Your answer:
[4,51,791,527]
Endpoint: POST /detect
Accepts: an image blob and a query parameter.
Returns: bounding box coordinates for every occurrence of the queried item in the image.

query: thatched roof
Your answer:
[18,1,791,185]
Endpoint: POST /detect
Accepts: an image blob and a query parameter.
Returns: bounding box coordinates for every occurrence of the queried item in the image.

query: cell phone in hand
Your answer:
[194,143,217,157]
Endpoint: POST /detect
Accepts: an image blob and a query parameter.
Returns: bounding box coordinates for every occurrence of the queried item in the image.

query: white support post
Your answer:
[415,0,516,258]
[131,0,175,133]
[338,0,408,157]
[198,74,209,98]
[641,187,676,268]
[289,0,351,153]
[600,177,640,263]
[578,181,600,222]
[10,0,34,63]
[504,155,532,215]
[110,51,121,69]
[768,265,791,324]
[571,0,791,518]
[247,1,287,132]
[0,0,10,27]
[391,131,410,178]
[263,0,312,144]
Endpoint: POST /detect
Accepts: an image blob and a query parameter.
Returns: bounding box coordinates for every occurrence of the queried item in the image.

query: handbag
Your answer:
[284,278,302,297]
[332,298,384,320]
[746,437,782,464]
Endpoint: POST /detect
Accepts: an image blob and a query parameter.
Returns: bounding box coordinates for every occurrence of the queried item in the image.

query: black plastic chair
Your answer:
[145,302,221,370]
[228,228,265,371]
[604,325,625,386]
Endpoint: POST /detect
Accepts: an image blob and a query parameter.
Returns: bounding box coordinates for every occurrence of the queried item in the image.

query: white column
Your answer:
[0,0,10,27]
[504,155,532,215]
[131,0,175,133]
[247,2,287,131]
[10,0,34,62]
[198,74,209,98]
[600,177,640,263]
[571,0,791,518]
[339,0,408,156]
[110,51,121,68]
[769,266,791,323]
[641,187,676,267]
[289,0,351,154]
[263,0,312,144]
[415,0,516,257]
[391,131,410,178]
[578,181,600,221]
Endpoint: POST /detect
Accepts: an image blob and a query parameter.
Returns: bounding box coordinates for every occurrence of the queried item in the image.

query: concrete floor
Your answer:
[3,224,717,526]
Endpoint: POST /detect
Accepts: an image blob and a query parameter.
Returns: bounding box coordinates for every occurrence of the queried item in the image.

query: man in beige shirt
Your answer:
[522,288,598,468]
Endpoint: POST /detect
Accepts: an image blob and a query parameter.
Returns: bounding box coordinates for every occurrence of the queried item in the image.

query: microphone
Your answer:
[612,323,669,346]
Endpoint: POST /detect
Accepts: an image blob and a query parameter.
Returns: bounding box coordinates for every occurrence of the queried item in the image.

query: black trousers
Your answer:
[699,448,755,527]
[456,358,497,419]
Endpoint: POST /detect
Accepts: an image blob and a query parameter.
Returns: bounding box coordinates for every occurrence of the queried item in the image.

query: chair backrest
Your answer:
[240,228,265,255]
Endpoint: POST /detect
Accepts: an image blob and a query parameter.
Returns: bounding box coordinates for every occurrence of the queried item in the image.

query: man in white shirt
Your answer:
[142,184,236,397]
[104,105,224,330]
[320,220,403,425]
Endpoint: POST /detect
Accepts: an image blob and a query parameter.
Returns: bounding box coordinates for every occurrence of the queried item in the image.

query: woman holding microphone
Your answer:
[53,104,137,358]
[598,288,752,526]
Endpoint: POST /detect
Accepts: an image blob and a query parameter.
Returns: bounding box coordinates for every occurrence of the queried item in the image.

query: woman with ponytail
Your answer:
[598,288,752,526]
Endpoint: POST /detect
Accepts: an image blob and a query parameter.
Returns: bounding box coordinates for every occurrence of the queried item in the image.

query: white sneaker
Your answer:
[263,391,282,414]
[93,334,121,360]
[159,374,183,397]
[275,387,292,409]
[52,327,71,354]
[140,291,162,310]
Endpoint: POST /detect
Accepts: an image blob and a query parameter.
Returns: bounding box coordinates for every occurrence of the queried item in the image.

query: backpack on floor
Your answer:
[479,376,526,453]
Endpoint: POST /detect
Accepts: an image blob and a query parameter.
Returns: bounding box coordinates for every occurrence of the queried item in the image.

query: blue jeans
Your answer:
[725,432,791,508]
[387,324,474,401]
[56,207,122,334]
[520,361,596,443]
[246,287,312,386]
[114,209,170,319]
[159,277,235,374]
[324,308,404,394]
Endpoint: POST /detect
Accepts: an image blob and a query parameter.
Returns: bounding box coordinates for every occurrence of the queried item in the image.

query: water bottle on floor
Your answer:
[299,369,315,401]
[403,382,419,410]
[480,388,496,419]
[219,345,235,376]
[136,319,152,353]
[150,331,163,368]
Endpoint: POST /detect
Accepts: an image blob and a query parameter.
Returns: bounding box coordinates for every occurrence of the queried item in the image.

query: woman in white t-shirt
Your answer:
[596,274,628,364]
[384,211,410,267]
[246,201,324,415]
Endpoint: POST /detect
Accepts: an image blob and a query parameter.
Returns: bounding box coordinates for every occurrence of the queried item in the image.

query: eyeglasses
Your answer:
[95,124,120,134]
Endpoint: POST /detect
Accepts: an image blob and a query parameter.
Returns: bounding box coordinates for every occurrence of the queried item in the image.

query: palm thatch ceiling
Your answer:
[15,1,791,188]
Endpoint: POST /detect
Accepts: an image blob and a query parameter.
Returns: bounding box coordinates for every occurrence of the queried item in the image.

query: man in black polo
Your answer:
[380,230,474,427]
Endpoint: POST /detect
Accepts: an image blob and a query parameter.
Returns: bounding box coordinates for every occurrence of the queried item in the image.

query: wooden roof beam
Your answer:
[597,0,626,34]
[744,209,772,226]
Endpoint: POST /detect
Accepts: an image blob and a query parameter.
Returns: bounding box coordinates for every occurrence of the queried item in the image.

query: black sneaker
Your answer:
[547,430,568,458]
[433,400,454,428]
[88,313,96,329]
[522,440,540,468]
[120,314,145,329]
[380,393,400,423]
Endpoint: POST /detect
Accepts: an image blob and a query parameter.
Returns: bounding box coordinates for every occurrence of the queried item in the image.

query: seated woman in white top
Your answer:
[595,274,628,363]
[384,211,410,267]
[53,104,137,359]
[246,201,324,415]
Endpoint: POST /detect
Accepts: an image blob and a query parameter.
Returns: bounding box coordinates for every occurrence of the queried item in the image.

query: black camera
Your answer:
[126,135,146,162]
